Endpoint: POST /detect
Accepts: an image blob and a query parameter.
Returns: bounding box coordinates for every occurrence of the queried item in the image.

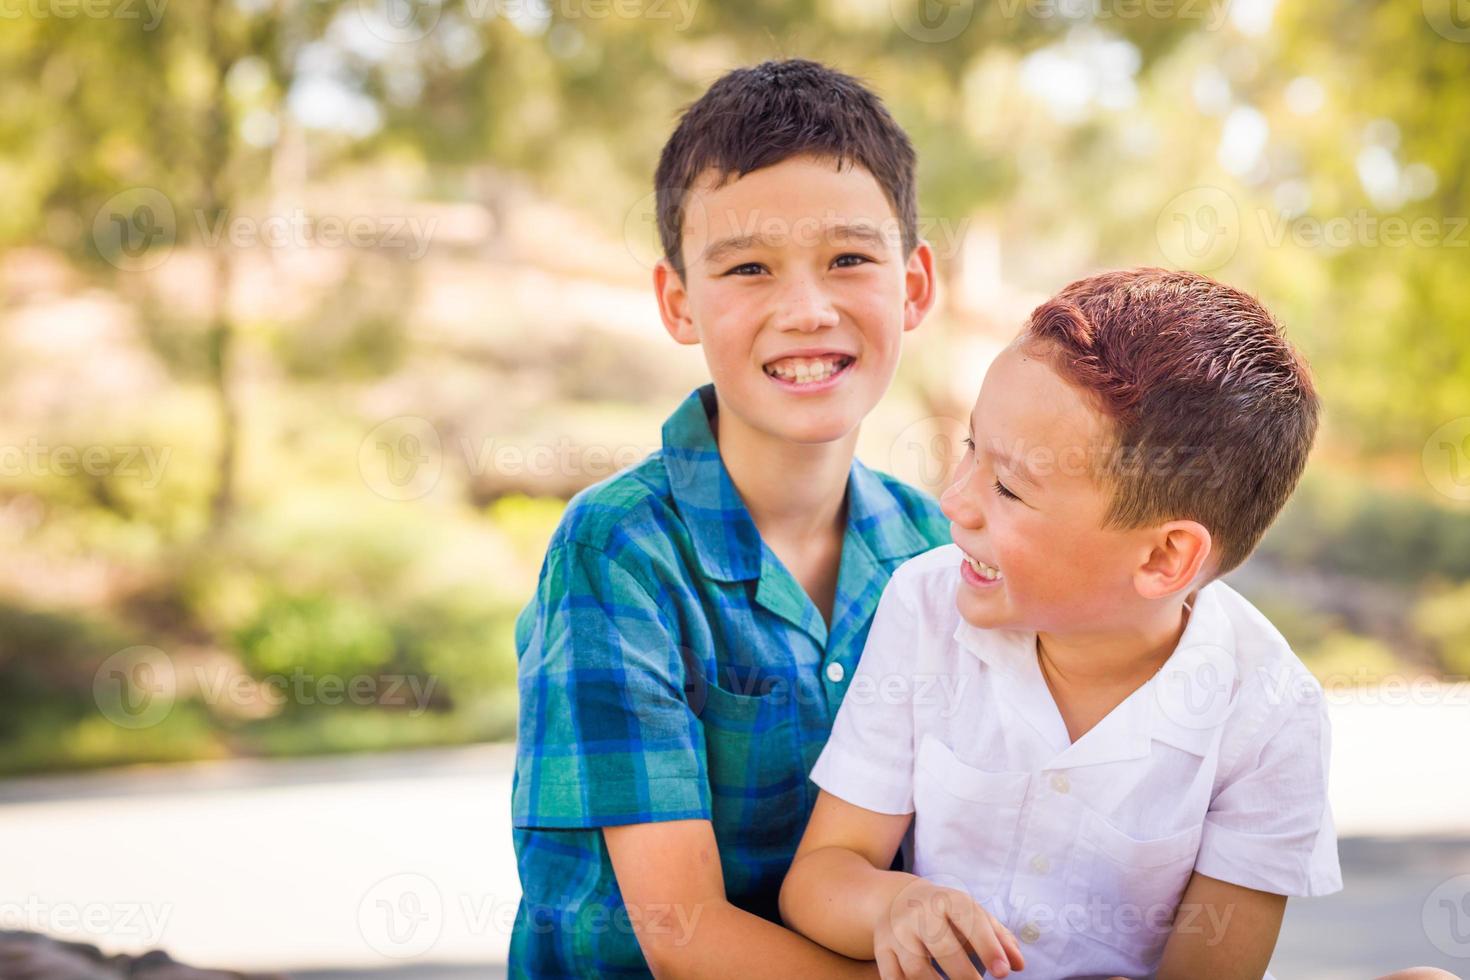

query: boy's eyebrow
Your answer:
[700,234,762,266]
[969,424,1042,489]
[824,223,891,248]
[990,448,1042,488]
[699,223,893,267]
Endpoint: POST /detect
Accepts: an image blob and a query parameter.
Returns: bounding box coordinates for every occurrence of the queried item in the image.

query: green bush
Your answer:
[233,590,396,679]
[1262,467,1470,584]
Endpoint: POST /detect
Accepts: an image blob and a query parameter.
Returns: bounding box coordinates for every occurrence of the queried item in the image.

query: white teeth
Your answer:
[965,555,1002,581]
[764,355,852,384]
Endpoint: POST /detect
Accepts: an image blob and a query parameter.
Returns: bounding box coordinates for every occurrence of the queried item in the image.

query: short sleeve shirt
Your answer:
[810,543,1343,980]
[509,385,951,977]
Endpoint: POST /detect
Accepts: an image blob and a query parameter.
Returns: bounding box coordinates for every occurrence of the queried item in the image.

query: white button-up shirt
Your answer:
[810,544,1342,980]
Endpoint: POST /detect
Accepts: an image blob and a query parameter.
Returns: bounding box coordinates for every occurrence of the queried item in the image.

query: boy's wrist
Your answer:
[857,869,921,939]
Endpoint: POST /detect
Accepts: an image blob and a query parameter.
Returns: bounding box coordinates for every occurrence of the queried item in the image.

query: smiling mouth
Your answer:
[762,354,856,385]
[962,552,1003,582]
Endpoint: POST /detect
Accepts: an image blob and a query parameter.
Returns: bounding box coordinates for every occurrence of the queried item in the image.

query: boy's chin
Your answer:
[955,589,1016,630]
[769,416,862,445]
[741,391,869,445]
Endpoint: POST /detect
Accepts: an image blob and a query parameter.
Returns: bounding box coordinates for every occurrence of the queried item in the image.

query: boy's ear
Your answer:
[903,240,938,333]
[654,258,699,346]
[1133,520,1212,600]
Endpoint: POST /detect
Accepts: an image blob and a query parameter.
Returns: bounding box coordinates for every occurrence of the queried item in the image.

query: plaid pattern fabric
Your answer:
[509,384,949,977]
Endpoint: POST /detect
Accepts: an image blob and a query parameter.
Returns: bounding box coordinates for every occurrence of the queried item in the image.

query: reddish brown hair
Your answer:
[1021,268,1320,576]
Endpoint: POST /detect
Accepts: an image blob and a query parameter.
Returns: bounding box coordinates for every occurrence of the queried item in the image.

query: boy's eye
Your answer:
[993,479,1020,502]
[832,253,871,268]
[724,262,766,276]
[961,436,975,454]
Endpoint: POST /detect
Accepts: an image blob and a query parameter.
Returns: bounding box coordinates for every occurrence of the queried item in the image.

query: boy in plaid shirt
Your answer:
[511,59,947,977]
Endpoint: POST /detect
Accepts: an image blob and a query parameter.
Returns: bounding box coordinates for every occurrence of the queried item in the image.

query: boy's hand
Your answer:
[874,878,1025,979]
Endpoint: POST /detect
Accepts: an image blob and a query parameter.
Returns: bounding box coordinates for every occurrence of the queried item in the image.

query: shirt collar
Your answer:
[1147,583,1240,752]
[952,582,1238,767]
[661,384,934,584]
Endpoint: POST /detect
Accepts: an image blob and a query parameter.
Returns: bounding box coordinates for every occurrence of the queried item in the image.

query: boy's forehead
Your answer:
[975,345,1111,481]
[681,154,901,258]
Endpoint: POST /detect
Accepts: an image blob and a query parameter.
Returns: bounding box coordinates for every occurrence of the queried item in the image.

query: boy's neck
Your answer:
[1035,593,1196,693]
[710,391,857,546]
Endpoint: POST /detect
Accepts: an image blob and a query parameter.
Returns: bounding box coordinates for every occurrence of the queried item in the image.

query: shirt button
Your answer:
[1049,772,1070,794]
[824,662,845,683]
[1018,922,1042,944]
[1029,854,1051,875]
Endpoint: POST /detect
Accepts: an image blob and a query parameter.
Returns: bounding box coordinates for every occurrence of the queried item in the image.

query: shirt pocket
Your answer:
[1071,808,1203,963]
[912,733,1031,901]
[697,677,804,852]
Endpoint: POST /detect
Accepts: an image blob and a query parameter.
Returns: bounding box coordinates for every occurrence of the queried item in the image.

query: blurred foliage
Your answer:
[1264,468,1470,584]
[1,0,1468,775]
[1413,583,1470,677]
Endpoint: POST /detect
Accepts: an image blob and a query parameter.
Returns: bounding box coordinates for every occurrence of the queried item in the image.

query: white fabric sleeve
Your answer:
[1195,687,1343,897]
[808,579,920,815]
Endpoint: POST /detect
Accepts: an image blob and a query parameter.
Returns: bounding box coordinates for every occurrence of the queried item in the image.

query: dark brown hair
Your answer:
[653,59,918,278]
[1021,268,1320,576]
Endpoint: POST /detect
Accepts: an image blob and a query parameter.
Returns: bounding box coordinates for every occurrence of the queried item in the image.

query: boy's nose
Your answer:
[940,461,984,529]
[772,280,840,332]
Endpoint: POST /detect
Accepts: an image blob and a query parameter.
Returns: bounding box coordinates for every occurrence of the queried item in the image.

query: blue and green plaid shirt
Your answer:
[509,384,949,977]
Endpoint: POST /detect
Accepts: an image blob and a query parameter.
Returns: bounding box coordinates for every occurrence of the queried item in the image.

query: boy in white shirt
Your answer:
[781,268,1351,979]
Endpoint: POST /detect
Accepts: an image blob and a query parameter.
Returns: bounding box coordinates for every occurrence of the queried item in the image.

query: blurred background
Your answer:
[2,0,1470,976]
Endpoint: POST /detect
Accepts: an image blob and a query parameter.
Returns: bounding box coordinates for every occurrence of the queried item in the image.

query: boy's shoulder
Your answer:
[551,450,949,561]
[1208,580,1321,690]
[861,466,950,549]
[890,541,964,588]
[1175,580,1331,779]
[879,543,969,625]
[549,450,680,557]
[1206,579,1327,714]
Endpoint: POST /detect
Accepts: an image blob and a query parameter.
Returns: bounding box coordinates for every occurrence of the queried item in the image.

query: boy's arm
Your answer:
[604,817,879,979]
[782,575,926,956]
[1154,871,1286,980]
[777,789,916,959]
[779,790,1025,978]
[1154,667,1339,979]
